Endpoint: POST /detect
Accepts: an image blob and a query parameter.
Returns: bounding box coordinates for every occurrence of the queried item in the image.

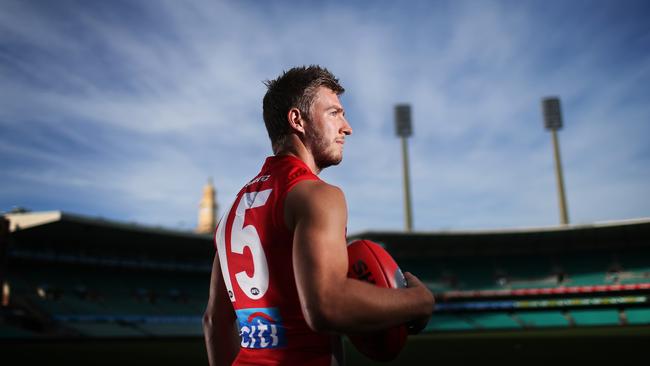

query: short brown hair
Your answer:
[263,65,344,151]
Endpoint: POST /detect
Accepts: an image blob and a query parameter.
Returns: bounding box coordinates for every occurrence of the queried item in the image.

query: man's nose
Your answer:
[341,117,352,135]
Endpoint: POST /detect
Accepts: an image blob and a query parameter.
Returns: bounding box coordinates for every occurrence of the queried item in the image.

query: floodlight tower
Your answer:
[542,97,570,225]
[395,104,414,232]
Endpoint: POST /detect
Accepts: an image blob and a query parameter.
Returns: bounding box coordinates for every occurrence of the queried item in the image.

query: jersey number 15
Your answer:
[215,189,272,302]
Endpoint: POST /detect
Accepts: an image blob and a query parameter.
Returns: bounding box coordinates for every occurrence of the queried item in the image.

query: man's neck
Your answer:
[274,137,321,175]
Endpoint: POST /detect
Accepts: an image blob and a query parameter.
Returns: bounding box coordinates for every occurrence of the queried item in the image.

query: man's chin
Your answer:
[316,156,343,170]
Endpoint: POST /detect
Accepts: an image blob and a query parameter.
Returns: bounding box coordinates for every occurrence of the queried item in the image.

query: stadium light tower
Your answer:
[542,97,570,225]
[395,104,414,232]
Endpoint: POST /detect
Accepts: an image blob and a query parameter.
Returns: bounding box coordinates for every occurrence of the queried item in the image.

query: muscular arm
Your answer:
[287,180,434,333]
[203,255,240,366]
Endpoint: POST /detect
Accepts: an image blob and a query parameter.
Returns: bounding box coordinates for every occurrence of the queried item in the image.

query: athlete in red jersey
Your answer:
[204,66,434,366]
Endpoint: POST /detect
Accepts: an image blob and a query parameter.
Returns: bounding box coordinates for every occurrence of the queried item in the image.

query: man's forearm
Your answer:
[204,316,240,366]
[304,278,432,333]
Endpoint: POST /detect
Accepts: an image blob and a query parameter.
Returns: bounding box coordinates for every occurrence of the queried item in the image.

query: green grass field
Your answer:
[3,326,650,365]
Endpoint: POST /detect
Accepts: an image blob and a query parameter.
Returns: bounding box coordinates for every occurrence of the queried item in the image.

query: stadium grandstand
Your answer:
[2,211,650,364]
[349,219,650,333]
[1,211,212,347]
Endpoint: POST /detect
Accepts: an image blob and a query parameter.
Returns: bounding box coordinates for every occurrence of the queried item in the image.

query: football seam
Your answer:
[363,241,392,288]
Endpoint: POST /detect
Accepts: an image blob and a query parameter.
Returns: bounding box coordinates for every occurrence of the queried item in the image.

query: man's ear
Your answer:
[287,108,306,134]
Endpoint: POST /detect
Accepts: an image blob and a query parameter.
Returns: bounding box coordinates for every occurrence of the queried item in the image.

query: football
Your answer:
[346,239,408,361]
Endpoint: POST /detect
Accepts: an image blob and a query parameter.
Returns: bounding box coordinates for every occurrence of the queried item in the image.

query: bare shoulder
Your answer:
[284,180,347,230]
[290,179,345,202]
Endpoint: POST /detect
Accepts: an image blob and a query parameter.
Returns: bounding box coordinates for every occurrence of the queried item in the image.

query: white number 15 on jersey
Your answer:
[215,189,272,302]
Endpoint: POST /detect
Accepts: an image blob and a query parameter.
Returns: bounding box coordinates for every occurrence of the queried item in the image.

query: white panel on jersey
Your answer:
[232,189,272,300]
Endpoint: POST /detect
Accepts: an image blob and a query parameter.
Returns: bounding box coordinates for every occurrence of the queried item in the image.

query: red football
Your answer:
[346,239,408,361]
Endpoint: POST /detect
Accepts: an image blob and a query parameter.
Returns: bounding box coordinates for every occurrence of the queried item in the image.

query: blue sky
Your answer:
[1,0,649,234]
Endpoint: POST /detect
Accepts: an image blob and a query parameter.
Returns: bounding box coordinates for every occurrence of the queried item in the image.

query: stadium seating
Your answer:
[446,257,501,290]
[616,249,650,284]
[619,249,650,270]
[411,248,650,332]
[492,255,557,289]
[515,311,569,328]
[569,309,620,326]
[557,253,611,286]
[403,257,501,291]
[625,308,650,325]
[414,250,647,292]
[467,313,521,329]
[7,262,210,338]
[425,314,474,331]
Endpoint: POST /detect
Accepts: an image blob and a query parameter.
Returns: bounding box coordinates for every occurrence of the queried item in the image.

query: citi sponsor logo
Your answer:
[235,307,286,349]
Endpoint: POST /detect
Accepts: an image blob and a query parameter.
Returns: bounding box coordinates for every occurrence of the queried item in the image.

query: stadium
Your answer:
[2,210,649,365]
[2,1,649,365]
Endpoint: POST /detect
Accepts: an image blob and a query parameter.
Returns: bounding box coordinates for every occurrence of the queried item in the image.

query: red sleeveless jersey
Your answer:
[215,155,334,365]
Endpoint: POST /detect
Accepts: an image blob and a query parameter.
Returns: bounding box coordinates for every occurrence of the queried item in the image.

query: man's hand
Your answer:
[404,272,435,335]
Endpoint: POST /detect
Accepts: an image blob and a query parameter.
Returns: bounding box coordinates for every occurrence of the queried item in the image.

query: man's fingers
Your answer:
[403,272,423,287]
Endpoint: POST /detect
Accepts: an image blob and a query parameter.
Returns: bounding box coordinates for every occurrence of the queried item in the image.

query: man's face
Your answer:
[304,86,352,170]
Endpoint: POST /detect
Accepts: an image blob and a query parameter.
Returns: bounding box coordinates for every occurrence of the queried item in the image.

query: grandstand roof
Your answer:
[4,211,214,264]
[6,211,650,260]
[6,210,210,238]
[351,218,650,258]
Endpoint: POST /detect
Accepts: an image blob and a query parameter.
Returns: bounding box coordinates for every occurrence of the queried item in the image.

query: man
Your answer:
[204,65,434,365]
